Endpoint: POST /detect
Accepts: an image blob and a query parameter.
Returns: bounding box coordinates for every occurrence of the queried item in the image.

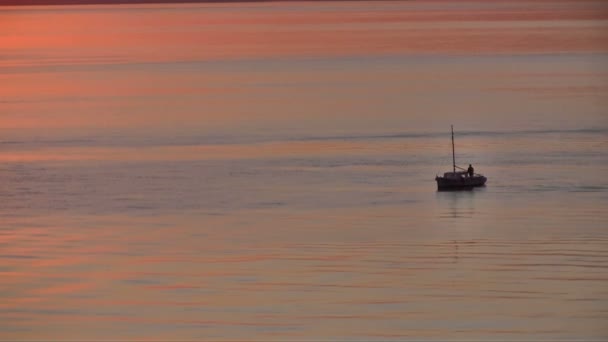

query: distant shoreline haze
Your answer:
[0,0,585,7]
[1,0,363,5]
[4,0,276,5]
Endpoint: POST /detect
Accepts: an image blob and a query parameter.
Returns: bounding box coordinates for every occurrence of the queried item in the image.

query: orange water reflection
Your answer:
[1,1,608,340]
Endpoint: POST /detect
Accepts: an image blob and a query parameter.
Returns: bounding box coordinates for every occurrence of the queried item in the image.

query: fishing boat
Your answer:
[435,125,487,191]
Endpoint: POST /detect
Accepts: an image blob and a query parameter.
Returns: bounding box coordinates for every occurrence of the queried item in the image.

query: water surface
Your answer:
[1,0,608,340]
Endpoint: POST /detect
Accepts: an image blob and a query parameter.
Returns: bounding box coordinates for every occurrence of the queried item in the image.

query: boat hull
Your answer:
[435,175,487,191]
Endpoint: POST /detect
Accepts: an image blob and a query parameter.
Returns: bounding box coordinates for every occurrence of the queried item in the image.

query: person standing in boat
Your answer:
[467,164,474,177]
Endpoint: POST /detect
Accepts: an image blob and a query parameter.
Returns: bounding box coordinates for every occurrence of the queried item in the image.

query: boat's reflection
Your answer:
[435,186,486,219]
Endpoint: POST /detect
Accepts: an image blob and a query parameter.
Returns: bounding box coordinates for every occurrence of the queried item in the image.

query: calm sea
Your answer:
[1,1,608,340]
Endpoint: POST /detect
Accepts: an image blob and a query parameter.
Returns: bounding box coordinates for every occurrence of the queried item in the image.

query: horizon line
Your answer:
[0,0,399,6]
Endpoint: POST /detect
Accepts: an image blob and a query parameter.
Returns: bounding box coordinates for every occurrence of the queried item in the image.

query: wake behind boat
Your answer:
[435,125,487,191]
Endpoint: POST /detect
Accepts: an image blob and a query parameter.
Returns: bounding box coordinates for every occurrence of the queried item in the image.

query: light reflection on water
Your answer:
[2,130,608,339]
[2,0,608,339]
[2,219,608,339]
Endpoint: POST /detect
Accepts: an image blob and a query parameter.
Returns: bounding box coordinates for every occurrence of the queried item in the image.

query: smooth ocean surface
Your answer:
[1,1,608,340]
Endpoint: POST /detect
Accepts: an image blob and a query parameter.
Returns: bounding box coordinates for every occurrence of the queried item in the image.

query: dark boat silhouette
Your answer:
[435,125,487,191]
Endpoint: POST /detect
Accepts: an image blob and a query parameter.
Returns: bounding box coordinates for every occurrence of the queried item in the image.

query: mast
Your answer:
[451,125,455,173]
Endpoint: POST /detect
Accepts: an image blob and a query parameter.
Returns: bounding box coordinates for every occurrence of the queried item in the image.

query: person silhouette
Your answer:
[467,164,474,178]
